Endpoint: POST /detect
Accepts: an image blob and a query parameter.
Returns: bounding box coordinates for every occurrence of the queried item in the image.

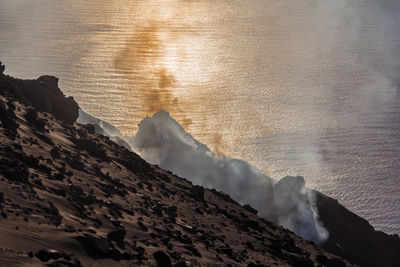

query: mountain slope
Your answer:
[0,63,353,266]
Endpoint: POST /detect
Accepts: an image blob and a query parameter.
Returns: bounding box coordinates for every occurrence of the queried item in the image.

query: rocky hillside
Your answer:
[0,62,398,266]
[316,190,400,267]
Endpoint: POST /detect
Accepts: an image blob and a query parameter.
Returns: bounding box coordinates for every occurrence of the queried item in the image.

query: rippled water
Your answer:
[1,0,399,234]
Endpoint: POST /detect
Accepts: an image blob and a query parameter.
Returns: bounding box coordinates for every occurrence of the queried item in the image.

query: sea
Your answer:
[1,0,399,235]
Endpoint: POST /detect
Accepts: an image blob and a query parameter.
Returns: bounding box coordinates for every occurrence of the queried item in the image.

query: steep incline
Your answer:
[0,63,350,266]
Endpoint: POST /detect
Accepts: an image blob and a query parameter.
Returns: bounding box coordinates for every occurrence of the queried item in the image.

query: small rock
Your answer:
[245,241,255,250]
[174,261,193,267]
[47,259,82,267]
[35,249,62,262]
[165,206,178,223]
[0,62,5,74]
[190,185,204,201]
[87,227,97,234]
[83,124,95,134]
[183,245,201,257]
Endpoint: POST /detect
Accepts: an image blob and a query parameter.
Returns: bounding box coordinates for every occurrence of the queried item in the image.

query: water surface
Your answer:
[1,0,399,234]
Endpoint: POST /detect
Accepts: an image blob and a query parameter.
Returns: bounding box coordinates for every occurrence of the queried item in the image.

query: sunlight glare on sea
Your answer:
[1,0,399,235]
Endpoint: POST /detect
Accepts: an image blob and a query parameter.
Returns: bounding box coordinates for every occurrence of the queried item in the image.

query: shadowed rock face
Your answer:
[0,63,5,75]
[275,174,400,266]
[0,62,78,124]
[316,191,400,267]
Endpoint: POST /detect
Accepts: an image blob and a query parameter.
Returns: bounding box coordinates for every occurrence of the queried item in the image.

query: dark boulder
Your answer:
[107,227,126,243]
[316,254,346,267]
[82,124,95,134]
[75,233,135,261]
[25,107,39,121]
[25,107,46,131]
[286,254,314,267]
[247,264,266,267]
[34,249,82,267]
[165,206,178,223]
[35,249,62,262]
[71,138,108,161]
[190,185,205,202]
[153,251,172,267]
[75,234,110,258]
[47,259,82,267]
[174,262,193,267]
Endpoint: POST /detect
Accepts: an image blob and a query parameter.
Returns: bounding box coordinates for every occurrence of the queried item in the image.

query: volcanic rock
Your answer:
[153,250,172,267]
[75,235,110,258]
[0,62,4,74]
[0,70,78,124]
[317,191,400,267]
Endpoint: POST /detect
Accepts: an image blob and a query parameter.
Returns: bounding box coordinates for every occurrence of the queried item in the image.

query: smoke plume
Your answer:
[113,22,193,130]
[78,109,329,243]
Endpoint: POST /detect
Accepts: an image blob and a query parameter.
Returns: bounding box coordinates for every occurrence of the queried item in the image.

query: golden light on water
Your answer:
[1,0,399,234]
[52,1,288,164]
[0,0,362,171]
[112,3,230,151]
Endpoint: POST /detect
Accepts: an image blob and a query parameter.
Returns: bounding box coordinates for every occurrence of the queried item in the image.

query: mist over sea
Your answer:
[1,0,399,235]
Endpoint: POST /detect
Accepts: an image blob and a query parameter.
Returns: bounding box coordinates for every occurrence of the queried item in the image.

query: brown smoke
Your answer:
[212,133,226,158]
[114,24,161,70]
[145,68,178,114]
[114,22,193,129]
[113,21,239,158]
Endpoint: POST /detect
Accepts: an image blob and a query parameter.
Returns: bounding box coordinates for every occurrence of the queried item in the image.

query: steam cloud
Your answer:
[78,109,329,243]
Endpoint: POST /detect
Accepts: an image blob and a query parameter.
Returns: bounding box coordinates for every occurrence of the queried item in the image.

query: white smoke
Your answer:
[78,109,329,243]
[124,111,277,221]
[77,109,131,150]
[274,176,328,242]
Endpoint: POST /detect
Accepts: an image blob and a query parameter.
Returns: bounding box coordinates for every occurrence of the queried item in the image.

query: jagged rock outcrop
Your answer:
[0,62,78,124]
